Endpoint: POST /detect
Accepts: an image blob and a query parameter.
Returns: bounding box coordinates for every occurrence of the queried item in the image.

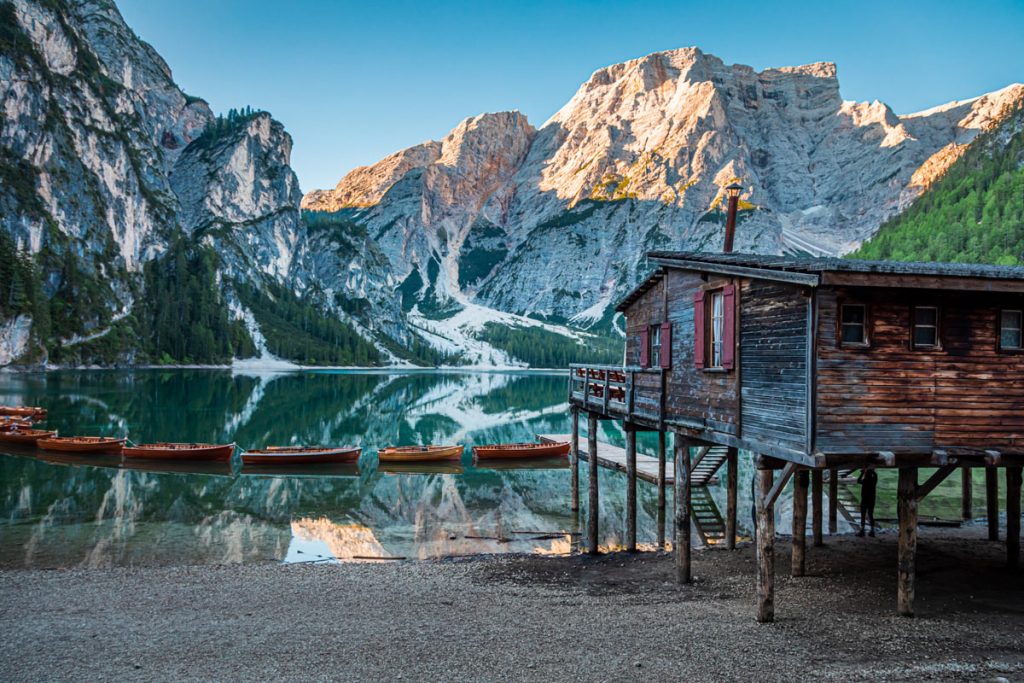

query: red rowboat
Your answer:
[37,436,126,454]
[0,406,47,420]
[377,445,463,463]
[0,428,57,445]
[0,418,33,432]
[122,442,235,461]
[241,446,361,466]
[472,441,571,460]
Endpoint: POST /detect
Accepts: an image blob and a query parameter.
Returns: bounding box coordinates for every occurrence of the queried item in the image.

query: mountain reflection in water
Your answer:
[0,370,699,568]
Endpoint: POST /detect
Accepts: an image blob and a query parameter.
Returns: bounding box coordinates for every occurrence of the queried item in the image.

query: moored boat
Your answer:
[0,406,47,420]
[0,428,57,445]
[0,417,33,432]
[37,436,126,455]
[241,446,361,466]
[122,442,235,461]
[472,441,571,460]
[377,445,463,463]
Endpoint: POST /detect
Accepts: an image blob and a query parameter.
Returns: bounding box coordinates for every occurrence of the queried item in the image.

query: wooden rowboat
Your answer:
[377,445,463,463]
[122,442,235,462]
[0,406,47,419]
[241,446,361,466]
[37,436,126,454]
[0,418,33,432]
[472,441,571,460]
[0,428,57,445]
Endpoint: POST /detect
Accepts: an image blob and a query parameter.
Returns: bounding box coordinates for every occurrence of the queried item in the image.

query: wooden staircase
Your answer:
[690,445,730,486]
[691,485,726,545]
[830,468,862,527]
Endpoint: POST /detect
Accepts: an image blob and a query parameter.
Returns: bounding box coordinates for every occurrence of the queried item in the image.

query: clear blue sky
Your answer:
[118,0,1024,192]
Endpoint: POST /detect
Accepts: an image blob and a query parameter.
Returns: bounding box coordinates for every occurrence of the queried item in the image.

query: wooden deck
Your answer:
[537,433,722,486]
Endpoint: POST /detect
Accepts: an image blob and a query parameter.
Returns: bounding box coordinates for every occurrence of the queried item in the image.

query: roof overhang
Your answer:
[649,256,821,287]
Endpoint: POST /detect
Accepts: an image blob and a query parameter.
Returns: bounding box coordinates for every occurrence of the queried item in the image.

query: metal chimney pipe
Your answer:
[722,182,743,253]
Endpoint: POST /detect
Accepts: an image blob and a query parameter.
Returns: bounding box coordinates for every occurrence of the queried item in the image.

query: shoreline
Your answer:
[0,363,572,375]
[2,529,1021,682]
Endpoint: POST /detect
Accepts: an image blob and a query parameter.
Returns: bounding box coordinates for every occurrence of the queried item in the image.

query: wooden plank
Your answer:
[587,416,599,555]
[792,470,808,577]
[1008,466,1022,570]
[570,408,579,512]
[538,434,695,486]
[897,467,918,618]
[961,466,972,520]
[987,467,999,541]
[756,466,775,623]
[625,429,637,553]
[726,447,738,550]
[811,469,824,547]
[675,438,692,584]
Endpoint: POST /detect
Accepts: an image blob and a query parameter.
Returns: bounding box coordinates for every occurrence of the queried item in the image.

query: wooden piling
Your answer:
[570,407,579,512]
[587,413,599,555]
[828,468,838,534]
[756,466,775,623]
[1008,466,1022,569]
[792,470,808,577]
[725,446,738,550]
[960,466,972,520]
[811,469,823,547]
[897,467,918,617]
[625,427,637,553]
[986,467,999,541]
[674,437,691,584]
[657,431,667,548]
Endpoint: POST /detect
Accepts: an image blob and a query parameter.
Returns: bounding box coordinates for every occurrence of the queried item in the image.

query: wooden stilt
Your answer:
[657,431,667,548]
[726,446,738,550]
[674,437,691,583]
[811,469,823,547]
[625,427,637,553]
[986,467,999,541]
[570,407,579,512]
[756,466,775,623]
[1008,466,1022,570]
[960,466,972,521]
[587,413,599,555]
[897,467,918,617]
[828,468,838,534]
[792,470,808,577]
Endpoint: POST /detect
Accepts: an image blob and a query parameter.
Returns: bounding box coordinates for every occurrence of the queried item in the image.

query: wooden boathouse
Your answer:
[568,251,1024,622]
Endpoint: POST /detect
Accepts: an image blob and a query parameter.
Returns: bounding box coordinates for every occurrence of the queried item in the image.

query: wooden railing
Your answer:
[569,363,668,425]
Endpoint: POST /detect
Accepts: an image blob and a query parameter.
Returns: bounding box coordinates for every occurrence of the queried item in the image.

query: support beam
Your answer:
[961,466,972,520]
[587,413,599,555]
[765,462,796,508]
[811,469,823,547]
[625,427,637,553]
[986,467,999,542]
[570,407,579,512]
[726,447,738,550]
[915,464,957,502]
[674,437,692,584]
[1008,466,1022,570]
[828,468,838,534]
[657,431,667,548]
[897,467,919,617]
[792,470,808,577]
[756,466,775,623]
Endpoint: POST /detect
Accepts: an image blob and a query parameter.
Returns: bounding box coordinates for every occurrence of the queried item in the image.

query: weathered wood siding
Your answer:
[739,280,809,451]
[816,288,1024,454]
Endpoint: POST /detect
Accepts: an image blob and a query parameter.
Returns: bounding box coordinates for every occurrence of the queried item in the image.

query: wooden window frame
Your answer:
[838,302,870,348]
[999,308,1023,352]
[708,290,725,369]
[649,323,662,365]
[911,305,942,350]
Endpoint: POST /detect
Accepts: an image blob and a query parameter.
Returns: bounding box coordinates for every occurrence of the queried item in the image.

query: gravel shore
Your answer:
[1,528,1021,682]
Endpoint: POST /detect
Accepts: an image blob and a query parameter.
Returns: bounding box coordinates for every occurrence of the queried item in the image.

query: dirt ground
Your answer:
[1,527,1022,682]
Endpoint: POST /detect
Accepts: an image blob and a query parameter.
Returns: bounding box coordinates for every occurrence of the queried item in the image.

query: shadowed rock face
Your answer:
[306,47,1024,326]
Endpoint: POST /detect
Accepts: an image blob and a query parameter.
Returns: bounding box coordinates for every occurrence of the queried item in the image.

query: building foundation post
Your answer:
[897,467,919,617]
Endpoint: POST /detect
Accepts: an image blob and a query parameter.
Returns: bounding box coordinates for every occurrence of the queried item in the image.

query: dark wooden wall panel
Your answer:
[816,288,1024,454]
[740,281,809,451]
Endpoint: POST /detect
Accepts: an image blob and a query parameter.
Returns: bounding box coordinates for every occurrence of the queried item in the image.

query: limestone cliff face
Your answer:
[306,48,1024,327]
[0,0,402,364]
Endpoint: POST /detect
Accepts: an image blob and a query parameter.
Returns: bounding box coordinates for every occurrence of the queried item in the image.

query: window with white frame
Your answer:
[1001,309,1023,350]
[840,304,868,346]
[912,306,940,349]
[710,291,725,368]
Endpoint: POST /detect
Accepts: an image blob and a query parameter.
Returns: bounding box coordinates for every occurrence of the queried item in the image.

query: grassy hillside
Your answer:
[851,102,1024,265]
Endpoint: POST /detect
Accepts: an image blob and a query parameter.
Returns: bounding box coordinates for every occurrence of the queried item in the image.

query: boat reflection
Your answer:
[241,463,360,478]
[377,462,465,475]
[472,457,570,471]
[120,458,234,477]
[34,451,124,471]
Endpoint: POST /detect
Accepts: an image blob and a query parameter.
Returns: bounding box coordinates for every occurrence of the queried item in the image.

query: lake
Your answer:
[0,369,985,568]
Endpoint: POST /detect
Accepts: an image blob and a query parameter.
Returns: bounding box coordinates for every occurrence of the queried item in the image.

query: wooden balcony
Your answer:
[568,363,668,427]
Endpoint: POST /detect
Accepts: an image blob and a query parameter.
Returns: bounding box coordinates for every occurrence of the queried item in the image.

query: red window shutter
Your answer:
[722,284,736,370]
[639,328,649,368]
[693,290,705,368]
[659,322,672,368]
